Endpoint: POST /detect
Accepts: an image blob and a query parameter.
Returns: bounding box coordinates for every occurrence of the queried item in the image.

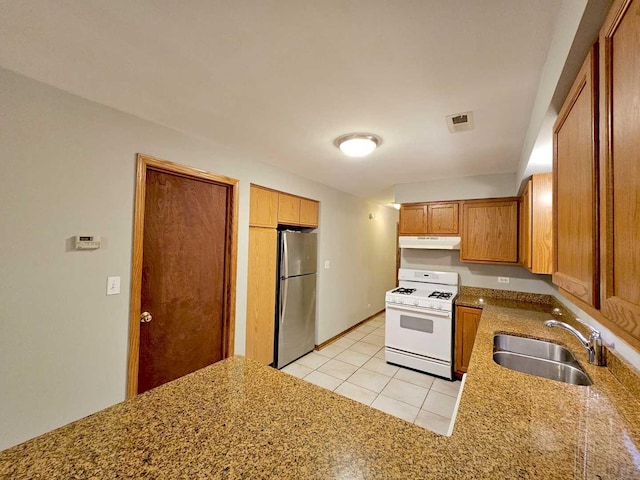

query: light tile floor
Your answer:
[281,313,462,435]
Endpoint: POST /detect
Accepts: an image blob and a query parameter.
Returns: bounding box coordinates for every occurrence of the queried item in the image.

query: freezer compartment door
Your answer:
[281,231,317,278]
[277,273,317,368]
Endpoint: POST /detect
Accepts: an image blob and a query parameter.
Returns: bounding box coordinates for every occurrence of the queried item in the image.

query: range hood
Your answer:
[399,236,461,250]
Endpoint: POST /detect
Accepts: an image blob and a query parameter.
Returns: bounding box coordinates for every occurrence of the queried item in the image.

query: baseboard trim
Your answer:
[315,309,385,350]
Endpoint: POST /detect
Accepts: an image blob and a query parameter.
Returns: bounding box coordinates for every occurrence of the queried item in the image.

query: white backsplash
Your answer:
[400,248,555,295]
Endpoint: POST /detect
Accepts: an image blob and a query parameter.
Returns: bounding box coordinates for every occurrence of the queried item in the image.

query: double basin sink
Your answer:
[493,334,592,386]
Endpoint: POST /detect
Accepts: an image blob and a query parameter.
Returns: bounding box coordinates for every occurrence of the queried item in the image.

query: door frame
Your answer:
[126,153,239,398]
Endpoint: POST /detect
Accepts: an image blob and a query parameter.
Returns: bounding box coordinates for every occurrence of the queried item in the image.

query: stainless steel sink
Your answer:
[494,334,578,363]
[493,334,592,386]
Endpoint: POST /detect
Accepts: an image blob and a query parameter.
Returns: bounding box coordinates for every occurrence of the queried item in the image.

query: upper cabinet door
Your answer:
[278,193,301,225]
[519,179,532,270]
[552,46,600,308]
[460,198,519,264]
[299,198,319,227]
[249,185,279,228]
[426,202,459,235]
[600,0,640,346]
[399,204,427,235]
[529,173,553,275]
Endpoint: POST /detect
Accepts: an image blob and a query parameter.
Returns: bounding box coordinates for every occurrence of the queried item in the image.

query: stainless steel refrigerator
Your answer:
[275,231,317,369]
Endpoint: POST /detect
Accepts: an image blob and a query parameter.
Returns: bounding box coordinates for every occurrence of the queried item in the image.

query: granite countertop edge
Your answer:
[1,294,640,478]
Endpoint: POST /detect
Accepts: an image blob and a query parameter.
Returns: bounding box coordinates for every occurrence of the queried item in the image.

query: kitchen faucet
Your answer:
[544,318,606,366]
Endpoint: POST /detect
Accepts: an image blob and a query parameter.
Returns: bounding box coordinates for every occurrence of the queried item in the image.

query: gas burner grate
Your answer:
[428,291,453,300]
[391,287,417,295]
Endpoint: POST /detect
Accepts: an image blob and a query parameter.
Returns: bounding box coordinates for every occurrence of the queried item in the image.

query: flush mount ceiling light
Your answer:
[334,133,382,158]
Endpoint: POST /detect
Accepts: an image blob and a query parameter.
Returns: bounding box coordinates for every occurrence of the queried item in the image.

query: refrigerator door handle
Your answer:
[280,279,289,326]
[282,233,289,280]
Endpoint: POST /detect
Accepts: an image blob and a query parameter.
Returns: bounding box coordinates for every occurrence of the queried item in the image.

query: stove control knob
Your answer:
[413,300,419,306]
[436,304,442,310]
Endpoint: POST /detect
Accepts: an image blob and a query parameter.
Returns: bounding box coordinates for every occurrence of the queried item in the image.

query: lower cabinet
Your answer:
[454,306,482,378]
[245,227,277,365]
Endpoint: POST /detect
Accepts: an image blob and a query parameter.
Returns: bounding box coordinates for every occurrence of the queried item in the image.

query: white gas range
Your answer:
[385,269,459,380]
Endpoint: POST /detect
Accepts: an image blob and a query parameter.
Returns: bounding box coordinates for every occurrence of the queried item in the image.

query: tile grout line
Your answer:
[289,314,459,433]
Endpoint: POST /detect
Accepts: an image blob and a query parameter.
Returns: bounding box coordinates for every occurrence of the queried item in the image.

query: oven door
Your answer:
[385,304,452,362]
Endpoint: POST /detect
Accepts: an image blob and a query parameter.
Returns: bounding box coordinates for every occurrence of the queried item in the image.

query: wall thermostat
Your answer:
[75,235,101,250]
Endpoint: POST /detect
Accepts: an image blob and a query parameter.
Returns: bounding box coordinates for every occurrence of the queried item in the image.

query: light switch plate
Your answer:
[107,276,121,295]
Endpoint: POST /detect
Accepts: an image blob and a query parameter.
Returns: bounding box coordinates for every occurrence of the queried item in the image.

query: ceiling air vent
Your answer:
[446,111,474,133]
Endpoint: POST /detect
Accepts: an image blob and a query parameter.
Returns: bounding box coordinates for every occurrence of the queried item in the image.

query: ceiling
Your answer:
[0,1,568,201]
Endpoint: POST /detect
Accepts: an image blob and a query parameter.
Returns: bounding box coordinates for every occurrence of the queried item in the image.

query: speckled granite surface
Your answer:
[457,285,554,307]
[457,288,640,401]
[2,301,640,479]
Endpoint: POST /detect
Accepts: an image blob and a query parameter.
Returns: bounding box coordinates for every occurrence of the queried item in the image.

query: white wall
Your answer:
[394,173,516,204]
[0,68,398,450]
[515,0,588,187]
[401,250,555,295]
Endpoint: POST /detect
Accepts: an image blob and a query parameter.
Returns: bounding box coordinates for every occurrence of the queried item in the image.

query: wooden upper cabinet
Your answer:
[426,202,459,235]
[519,179,532,270]
[399,201,459,235]
[553,45,600,308]
[299,198,319,227]
[461,198,519,264]
[277,193,319,227]
[599,0,640,347]
[520,173,553,274]
[278,193,301,225]
[249,185,278,228]
[399,204,427,235]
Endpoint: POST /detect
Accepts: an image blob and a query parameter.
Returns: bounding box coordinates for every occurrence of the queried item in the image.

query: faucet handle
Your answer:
[575,318,606,366]
[574,317,600,336]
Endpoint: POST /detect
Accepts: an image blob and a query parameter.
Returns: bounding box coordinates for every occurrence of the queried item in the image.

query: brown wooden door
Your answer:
[553,46,599,307]
[137,168,229,394]
[599,0,640,348]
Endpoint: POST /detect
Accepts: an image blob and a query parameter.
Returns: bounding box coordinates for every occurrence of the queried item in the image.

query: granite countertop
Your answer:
[2,300,640,479]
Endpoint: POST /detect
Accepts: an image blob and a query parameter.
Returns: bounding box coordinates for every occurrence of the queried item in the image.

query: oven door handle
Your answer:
[387,304,451,317]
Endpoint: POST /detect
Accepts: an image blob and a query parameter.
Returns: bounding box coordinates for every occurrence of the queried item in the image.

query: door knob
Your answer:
[140,311,152,324]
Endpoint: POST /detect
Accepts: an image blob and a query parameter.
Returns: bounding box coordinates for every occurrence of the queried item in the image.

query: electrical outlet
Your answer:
[367,303,371,309]
[498,277,510,284]
[324,260,330,269]
[107,276,121,295]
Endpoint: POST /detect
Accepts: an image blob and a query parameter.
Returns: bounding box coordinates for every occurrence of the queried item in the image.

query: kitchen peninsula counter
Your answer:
[2,302,640,478]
